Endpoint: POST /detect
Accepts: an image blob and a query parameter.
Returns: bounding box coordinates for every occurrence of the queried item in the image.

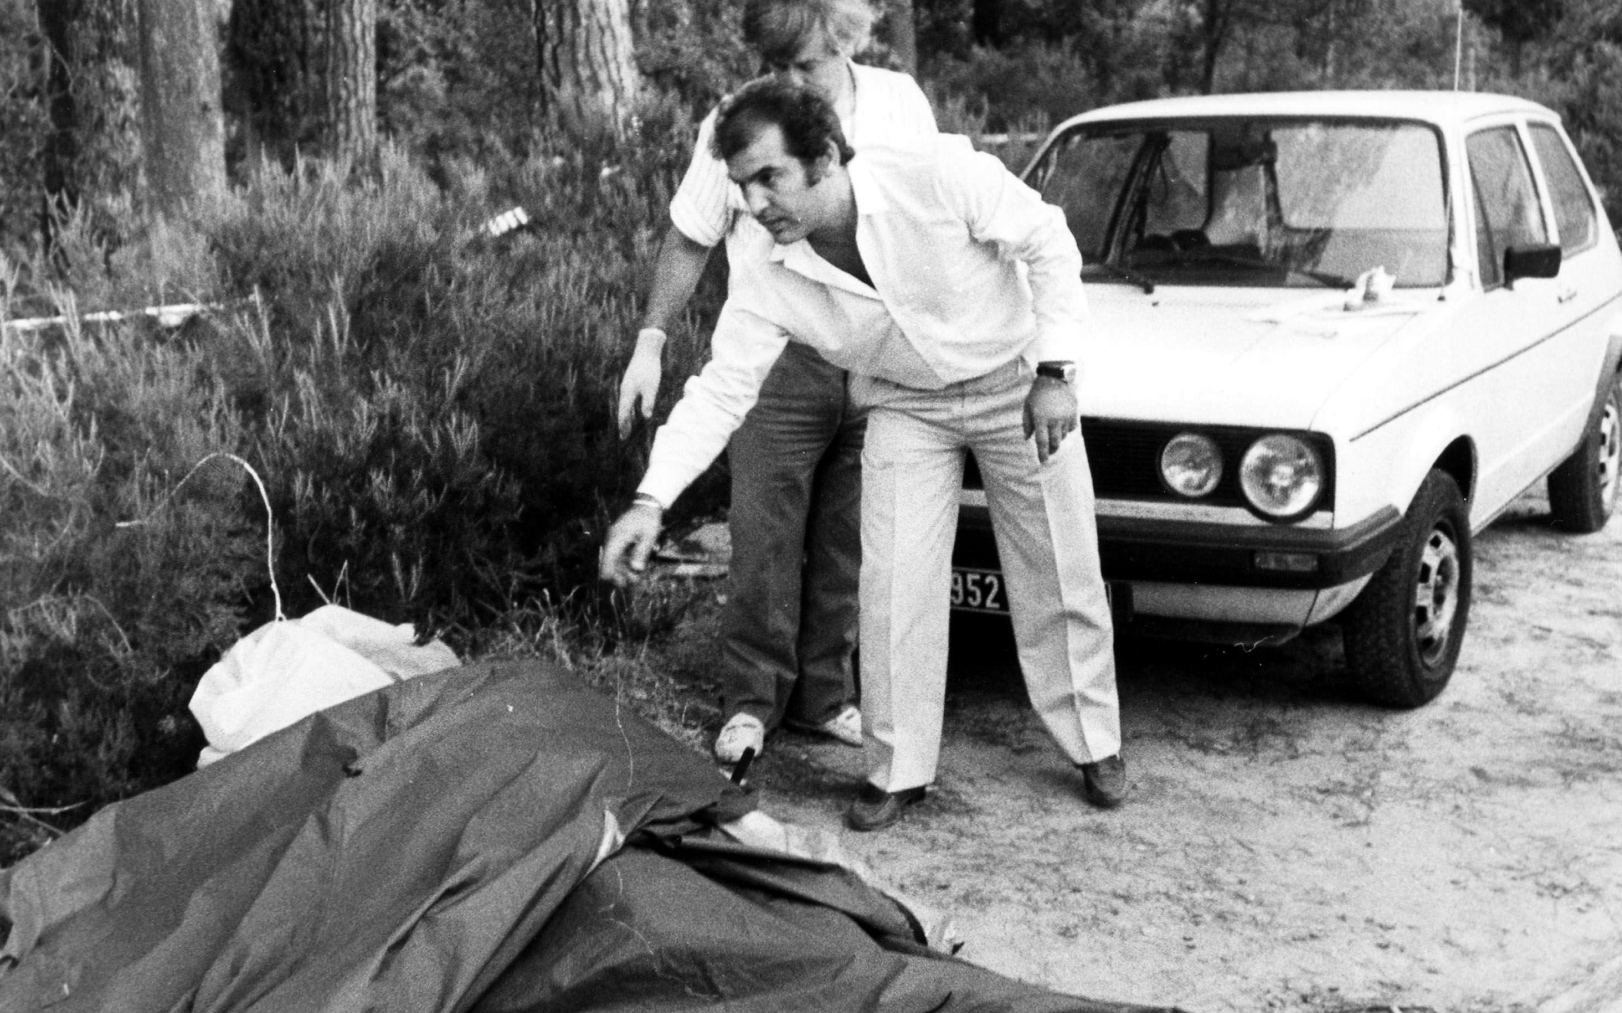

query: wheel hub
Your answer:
[1598,397,1620,513]
[1413,526,1460,665]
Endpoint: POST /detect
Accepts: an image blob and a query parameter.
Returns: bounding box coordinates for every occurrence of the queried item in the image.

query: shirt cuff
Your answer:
[636,469,689,513]
[1027,327,1085,367]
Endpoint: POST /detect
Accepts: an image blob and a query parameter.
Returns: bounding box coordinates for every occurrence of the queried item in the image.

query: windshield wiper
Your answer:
[1283,265,1357,289]
[1196,253,1355,289]
[1085,261,1156,294]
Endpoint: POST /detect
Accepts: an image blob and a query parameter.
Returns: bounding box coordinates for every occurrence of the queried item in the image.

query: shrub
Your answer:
[923,41,1099,133]
[2,111,734,862]
[1,299,262,864]
[634,0,754,114]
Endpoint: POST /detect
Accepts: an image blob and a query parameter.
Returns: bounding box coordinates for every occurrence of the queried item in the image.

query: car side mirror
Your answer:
[1503,243,1561,284]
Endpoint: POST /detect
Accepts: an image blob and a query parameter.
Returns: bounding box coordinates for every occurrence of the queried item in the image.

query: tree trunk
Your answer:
[326,0,377,169]
[136,0,226,218]
[884,0,917,74]
[37,0,139,234]
[971,0,1002,48]
[1198,0,1234,94]
[1322,1,1337,81]
[537,0,641,140]
[227,0,323,167]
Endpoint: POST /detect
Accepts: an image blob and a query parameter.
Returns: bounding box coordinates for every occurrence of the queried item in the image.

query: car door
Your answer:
[1522,118,1620,424]
[1447,118,1593,520]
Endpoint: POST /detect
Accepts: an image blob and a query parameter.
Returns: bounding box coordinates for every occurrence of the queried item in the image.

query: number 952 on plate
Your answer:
[950,567,1008,614]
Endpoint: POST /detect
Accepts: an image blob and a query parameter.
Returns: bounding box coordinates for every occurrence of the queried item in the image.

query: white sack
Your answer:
[189,605,459,767]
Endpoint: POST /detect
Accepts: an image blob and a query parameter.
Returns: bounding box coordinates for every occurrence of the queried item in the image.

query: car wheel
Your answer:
[1342,470,1472,708]
[1547,370,1622,533]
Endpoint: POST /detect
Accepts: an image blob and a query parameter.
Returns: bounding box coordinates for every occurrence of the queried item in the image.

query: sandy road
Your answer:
[747,487,1622,1012]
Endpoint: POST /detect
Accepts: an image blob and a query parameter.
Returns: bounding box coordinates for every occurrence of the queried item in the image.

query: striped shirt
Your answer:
[669,62,937,248]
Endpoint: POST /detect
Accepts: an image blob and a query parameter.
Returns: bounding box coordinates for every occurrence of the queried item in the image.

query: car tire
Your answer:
[1342,470,1472,708]
[1547,370,1622,534]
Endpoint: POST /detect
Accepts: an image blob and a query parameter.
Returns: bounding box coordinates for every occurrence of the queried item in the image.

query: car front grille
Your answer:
[962,418,1335,512]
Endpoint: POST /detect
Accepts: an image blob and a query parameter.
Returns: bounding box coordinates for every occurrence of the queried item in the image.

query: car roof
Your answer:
[1056,90,1557,131]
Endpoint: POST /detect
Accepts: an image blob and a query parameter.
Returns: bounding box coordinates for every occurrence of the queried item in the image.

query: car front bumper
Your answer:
[952,501,1403,634]
[955,501,1401,589]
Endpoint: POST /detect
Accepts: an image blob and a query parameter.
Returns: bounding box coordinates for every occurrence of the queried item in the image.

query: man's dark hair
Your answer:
[712,78,855,169]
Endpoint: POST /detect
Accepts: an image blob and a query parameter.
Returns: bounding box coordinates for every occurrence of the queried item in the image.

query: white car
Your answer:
[952,91,1622,707]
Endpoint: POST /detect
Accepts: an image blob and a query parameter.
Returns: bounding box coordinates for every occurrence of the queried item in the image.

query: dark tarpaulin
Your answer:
[0,658,1181,1013]
[475,838,1177,1013]
[0,659,752,1013]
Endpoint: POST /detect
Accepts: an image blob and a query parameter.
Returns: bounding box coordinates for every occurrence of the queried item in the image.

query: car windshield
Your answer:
[1030,117,1449,288]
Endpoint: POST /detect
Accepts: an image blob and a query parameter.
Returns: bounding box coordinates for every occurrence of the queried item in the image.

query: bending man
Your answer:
[602,80,1125,831]
[616,0,936,765]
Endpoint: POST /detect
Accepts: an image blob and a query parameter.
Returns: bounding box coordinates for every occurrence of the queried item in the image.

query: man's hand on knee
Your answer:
[600,497,664,586]
[1023,376,1080,463]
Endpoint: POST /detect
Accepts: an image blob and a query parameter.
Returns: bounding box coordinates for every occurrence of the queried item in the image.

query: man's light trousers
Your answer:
[853,359,1120,792]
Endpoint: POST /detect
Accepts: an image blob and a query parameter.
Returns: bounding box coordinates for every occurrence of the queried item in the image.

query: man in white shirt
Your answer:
[602,79,1125,831]
[616,0,937,767]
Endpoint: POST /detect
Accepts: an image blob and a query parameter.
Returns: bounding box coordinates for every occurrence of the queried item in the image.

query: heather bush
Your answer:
[923,42,1103,133]
[1,293,262,863]
[199,122,722,624]
[1,107,731,861]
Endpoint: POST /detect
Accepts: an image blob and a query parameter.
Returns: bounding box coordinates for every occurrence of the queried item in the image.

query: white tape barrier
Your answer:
[2,302,215,333]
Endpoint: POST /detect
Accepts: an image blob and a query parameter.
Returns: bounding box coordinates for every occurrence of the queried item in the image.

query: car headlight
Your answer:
[1160,432,1223,497]
[1240,434,1324,518]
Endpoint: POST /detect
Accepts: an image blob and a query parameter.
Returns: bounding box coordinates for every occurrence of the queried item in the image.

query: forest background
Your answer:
[2,0,1620,865]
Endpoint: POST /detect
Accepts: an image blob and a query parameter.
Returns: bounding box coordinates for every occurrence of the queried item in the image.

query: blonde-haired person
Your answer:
[615,0,936,765]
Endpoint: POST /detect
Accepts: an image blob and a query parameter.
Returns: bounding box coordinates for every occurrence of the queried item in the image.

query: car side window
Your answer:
[1528,123,1599,256]
[1466,126,1548,289]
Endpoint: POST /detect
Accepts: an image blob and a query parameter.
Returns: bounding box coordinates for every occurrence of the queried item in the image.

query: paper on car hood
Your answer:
[1077,287,1428,430]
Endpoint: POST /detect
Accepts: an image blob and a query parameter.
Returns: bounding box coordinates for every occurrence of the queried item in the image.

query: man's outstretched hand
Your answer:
[1023,376,1079,463]
[600,503,663,586]
[616,328,666,439]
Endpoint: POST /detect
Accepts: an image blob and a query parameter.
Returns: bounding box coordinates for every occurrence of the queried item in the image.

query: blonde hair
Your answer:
[743,0,876,63]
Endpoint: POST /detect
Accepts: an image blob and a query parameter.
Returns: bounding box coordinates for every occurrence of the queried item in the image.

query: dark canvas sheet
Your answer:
[0,658,1179,1013]
[476,839,1174,1013]
[0,659,751,1012]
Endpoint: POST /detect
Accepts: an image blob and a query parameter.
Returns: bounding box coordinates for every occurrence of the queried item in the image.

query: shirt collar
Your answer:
[846,150,888,217]
[764,226,878,299]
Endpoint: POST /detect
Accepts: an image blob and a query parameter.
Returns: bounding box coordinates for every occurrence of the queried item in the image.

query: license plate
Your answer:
[950,567,1008,613]
[950,567,1123,618]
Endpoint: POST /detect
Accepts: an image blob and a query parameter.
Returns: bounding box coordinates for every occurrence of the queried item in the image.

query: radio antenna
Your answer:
[1453,0,1465,90]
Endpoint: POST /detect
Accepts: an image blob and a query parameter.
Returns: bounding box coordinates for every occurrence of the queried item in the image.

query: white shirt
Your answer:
[639,134,1091,507]
[669,63,937,248]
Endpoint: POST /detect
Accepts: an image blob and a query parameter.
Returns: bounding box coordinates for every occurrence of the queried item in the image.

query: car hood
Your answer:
[1076,285,1430,431]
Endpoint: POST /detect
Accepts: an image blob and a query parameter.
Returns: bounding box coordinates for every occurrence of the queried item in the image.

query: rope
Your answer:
[115,452,285,622]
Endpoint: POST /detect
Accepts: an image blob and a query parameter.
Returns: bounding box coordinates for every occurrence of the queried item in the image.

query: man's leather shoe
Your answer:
[1079,753,1127,808]
[846,782,927,832]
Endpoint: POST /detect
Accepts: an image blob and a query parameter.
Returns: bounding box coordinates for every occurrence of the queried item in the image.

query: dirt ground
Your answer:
[726,486,1622,1013]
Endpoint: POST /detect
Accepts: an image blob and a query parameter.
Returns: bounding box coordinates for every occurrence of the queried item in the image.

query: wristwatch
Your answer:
[1036,361,1077,383]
